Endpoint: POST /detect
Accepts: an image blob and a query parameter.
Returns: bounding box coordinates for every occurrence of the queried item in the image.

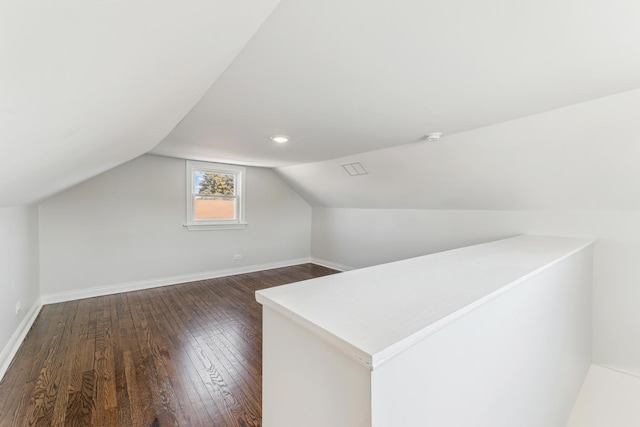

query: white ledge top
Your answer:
[256,235,594,370]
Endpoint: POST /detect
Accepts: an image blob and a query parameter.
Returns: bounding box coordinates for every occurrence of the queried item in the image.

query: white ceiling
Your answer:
[277,89,640,210]
[5,0,640,207]
[0,0,281,206]
[152,0,640,167]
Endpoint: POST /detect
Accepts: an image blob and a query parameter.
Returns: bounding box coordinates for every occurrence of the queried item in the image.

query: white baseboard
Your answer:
[40,258,315,305]
[2,259,348,381]
[310,257,355,272]
[0,298,43,381]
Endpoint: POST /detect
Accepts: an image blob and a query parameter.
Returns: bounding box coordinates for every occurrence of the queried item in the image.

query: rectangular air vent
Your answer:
[342,162,369,176]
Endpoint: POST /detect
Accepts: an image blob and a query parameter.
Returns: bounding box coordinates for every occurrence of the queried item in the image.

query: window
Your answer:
[186,161,247,230]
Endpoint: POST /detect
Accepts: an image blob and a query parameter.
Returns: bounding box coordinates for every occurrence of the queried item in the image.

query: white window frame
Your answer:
[185,160,247,231]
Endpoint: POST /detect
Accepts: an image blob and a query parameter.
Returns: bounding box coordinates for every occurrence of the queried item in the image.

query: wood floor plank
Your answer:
[27,301,80,426]
[12,302,73,426]
[127,291,186,426]
[107,294,133,427]
[160,282,258,427]
[181,286,264,409]
[94,296,117,426]
[65,297,98,425]
[50,301,84,425]
[154,286,229,426]
[116,292,156,427]
[194,335,261,427]
[0,263,339,426]
[0,304,62,421]
[139,290,214,426]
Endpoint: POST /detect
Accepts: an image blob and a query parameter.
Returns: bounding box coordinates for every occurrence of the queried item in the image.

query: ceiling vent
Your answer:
[342,162,369,176]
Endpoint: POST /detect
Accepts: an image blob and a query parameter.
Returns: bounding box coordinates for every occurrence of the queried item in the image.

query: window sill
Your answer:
[184,223,248,231]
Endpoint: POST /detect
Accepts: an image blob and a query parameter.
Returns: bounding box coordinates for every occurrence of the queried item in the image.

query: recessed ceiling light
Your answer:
[270,135,290,144]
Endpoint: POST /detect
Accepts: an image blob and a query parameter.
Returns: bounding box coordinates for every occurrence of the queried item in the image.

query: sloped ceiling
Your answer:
[277,89,640,210]
[152,0,640,168]
[0,0,281,207]
[5,0,640,209]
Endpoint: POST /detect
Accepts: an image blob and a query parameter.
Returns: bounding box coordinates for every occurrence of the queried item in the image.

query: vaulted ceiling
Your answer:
[152,0,640,166]
[3,0,640,207]
[0,0,281,206]
[277,89,640,210]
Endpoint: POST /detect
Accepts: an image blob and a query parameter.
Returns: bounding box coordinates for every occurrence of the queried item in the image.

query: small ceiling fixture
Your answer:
[424,132,443,142]
[270,135,290,144]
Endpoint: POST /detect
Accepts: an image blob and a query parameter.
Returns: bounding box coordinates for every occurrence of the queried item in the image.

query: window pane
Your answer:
[194,196,236,220]
[194,171,235,196]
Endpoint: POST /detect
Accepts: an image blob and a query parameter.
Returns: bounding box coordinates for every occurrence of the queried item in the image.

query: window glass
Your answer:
[194,172,237,221]
[186,161,246,230]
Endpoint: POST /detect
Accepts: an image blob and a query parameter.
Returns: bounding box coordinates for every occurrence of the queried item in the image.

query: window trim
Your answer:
[185,160,247,231]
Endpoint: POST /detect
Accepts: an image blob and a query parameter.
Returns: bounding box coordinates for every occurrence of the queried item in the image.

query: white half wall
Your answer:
[311,208,640,377]
[372,245,592,427]
[262,307,372,427]
[38,154,311,298]
[0,206,40,378]
[259,235,592,427]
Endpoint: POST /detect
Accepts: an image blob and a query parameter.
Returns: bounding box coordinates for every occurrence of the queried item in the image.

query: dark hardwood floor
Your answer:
[0,264,338,427]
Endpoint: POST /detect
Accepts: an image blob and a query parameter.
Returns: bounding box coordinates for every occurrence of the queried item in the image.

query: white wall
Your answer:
[38,154,311,298]
[311,207,640,378]
[0,206,40,374]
